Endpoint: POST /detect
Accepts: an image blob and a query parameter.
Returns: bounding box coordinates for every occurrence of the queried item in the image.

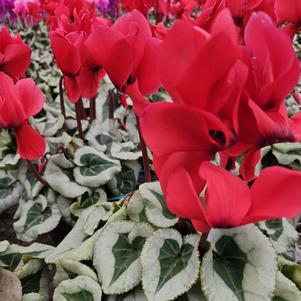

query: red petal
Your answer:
[85,25,133,90]
[239,149,261,182]
[15,123,45,160]
[175,24,241,112]
[49,31,81,75]
[159,20,209,103]
[2,44,31,79]
[244,12,300,108]
[140,102,235,156]
[64,76,80,104]
[113,9,152,75]
[15,78,45,118]
[166,168,210,232]
[199,161,252,228]
[125,81,149,116]
[136,37,162,95]
[275,0,301,24]
[243,166,301,223]
[0,72,26,128]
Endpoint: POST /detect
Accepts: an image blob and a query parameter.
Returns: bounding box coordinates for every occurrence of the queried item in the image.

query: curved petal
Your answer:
[199,161,252,228]
[15,78,45,118]
[243,166,301,223]
[15,123,45,160]
[64,76,80,104]
[49,31,81,75]
[159,20,209,103]
[0,72,26,128]
[85,25,133,90]
[113,9,152,75]
[2,44,31,79]
[244,12,300,108]
[275,0,301,24]
[140,102,235,156]
[166,167,210,232]
[136,37,162,95]
[125,81,149,116]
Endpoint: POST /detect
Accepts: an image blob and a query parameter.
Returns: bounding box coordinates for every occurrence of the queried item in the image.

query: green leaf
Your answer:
[273,271,301,301]
[93,221,153,294]
[53,275,102,301]
[54,259,98,287]
[139,182,178,228]
[63,290,94,301]
[201,224,277,301]
[23,203,52,231]
[13,196,61,242]
[73,146,121,187]
[212,236,247,300]
[141,229,200,301]
[21,269,43,294]
[257,218,298,253]
[70,189,107,217]
[45,160,90,198]
[279,257,301,290]
[157,239,194,291]
[111,233,142,285]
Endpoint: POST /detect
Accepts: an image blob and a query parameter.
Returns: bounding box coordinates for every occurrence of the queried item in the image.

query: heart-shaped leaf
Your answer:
[201,224,277,301]
[141,229,200,301]
[139,182,178,228]
[53,275,102,301]
[93,221,153,294]
[73,146,121,188]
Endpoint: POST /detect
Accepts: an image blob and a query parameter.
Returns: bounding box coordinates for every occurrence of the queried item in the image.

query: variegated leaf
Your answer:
[0,243,53,271]
[139,182,178,228]
[94,221,154,294]
[273,271,301,301]
[201,224,277,301]
[53,275,102,301]
[13,195,61,242]
[73,146,121,188]
[141,229,200,301]
[54,259,98,287]
[44,160,90,198]
[257,218,298,253]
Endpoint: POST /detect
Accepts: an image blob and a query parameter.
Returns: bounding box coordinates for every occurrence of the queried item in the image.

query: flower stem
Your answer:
[109,89,114,120]
[137,117,152,183]
[89,97,96,122]
[27,160,49,188]
[75,101,85,139]
[59,76,66,118]
[78,98,87,120]
[198,232,209,257]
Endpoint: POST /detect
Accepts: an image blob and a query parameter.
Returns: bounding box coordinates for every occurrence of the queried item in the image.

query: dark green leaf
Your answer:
[62,290,94,301]
[157,239,194,291]
[149,190,175,220]
[213,236,248,301]
[265,219,283,241]
[24,203,52,231]
[111,233,140,285]
[116,166,136,194]
[80,154,115,176]
[21,269,42,294]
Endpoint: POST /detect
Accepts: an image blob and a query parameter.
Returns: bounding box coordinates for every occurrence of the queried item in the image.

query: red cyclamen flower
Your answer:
[166,162,301,232]
[0,72,45,160]
[0,26,31,80]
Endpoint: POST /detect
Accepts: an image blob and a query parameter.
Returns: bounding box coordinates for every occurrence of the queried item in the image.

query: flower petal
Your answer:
[199,161,252,228]
[15,123,45,160]
[243,166,301,223]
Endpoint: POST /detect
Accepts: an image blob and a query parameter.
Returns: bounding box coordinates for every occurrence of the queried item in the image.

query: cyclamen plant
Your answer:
[1,0,301,301]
